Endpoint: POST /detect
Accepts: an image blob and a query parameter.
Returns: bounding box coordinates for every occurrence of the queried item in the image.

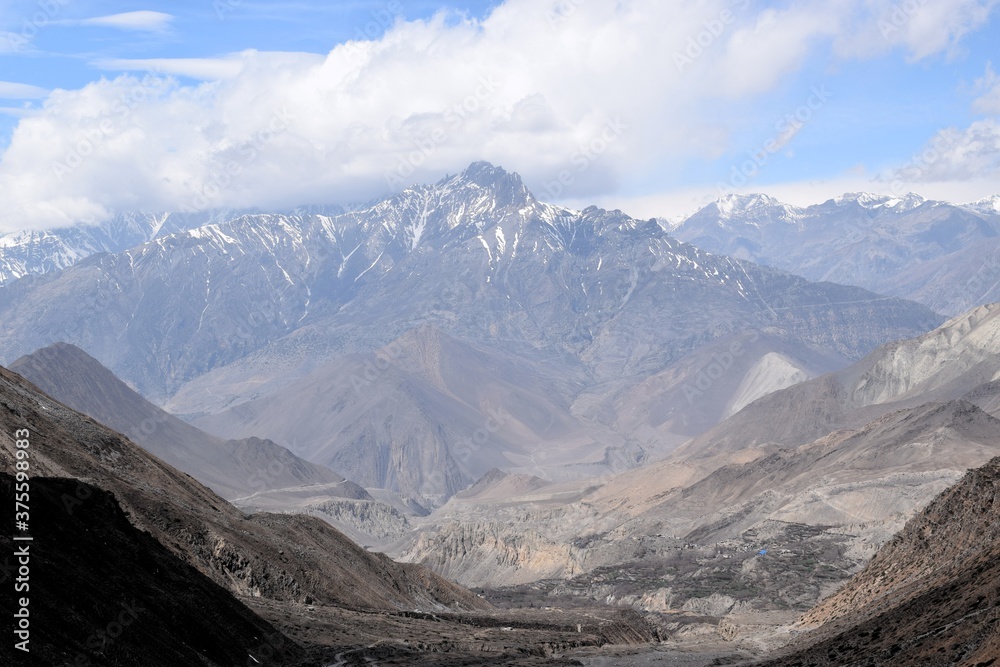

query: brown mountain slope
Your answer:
[0,363,486,613]
[9,342,368,501]
[755,457,1000,666]
[0,474,304,667]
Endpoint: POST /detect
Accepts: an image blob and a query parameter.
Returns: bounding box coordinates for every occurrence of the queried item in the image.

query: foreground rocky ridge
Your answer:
[0,474,305,667]
[0,364,483,612]
[756,456,1000,666]
[0,362,683,665]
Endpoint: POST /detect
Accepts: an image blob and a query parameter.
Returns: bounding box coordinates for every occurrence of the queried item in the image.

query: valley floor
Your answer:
[244,597,798,666]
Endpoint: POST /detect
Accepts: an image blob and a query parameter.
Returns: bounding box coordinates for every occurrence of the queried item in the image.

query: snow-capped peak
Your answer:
[713,193,781,217]
[965,194,1000,215]
[698,194,800,228]
[832,192,889,208]
[830,192,926,211]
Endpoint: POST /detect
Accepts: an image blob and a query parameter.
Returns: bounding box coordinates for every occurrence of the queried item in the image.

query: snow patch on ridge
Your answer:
[724,353,811,418]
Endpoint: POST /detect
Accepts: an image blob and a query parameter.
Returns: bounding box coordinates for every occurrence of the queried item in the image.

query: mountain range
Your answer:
[8,342,420,546]
[2,161,1000,664]
[672,192,1000,316]
[0,163,945,505]
[0,206,345,286]
[1,356,672,665]
[396,303,1000,626]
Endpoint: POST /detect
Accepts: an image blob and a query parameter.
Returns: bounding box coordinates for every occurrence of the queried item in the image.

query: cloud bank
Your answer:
[0,0,997,230]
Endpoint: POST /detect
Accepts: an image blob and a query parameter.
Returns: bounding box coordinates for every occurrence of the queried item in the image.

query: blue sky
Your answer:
[1,0,999,230]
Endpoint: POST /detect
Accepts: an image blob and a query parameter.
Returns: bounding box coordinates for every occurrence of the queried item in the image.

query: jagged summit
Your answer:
[966,193,1000,214]
[714,192,782,211]
[432,161,536,214]
[689,193,801,228]
[444,161,527,191]
[827,191,926,211]
[673,188,1000,316]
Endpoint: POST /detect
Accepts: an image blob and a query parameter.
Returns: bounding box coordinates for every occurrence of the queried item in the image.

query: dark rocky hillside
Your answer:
[755,457,1000,666]
[0,474,305,667]
[0,364,485,612]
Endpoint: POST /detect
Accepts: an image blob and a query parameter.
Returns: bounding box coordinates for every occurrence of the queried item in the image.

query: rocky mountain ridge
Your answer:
[686,302,1000,457]
[673,191,1000,316]
[9,342,358,500]
[0,163,944,505]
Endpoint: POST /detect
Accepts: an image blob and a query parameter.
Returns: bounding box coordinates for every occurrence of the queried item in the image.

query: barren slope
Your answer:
[756,457,1000,666]
[0,364,486,613]
[685,302,1000,457]
[0,474,305,667]
[9,342,359,500]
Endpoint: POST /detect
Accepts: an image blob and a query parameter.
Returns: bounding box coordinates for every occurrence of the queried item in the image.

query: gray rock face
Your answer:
[192,325,603,504]
[763,456,1000,666]
[0,210,233,284]
[0,164,944,505]
[0,163,941,400]
[686,302,1000,456]
[672,192,1000,316]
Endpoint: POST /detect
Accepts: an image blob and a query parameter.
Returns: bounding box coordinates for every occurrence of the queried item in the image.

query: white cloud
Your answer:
[833,0,1000,62]
[974,63,1000,114]
[70,11,174,32]
[0,0,997,231]
[888,119,1000,183]
[0,81,48,99]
